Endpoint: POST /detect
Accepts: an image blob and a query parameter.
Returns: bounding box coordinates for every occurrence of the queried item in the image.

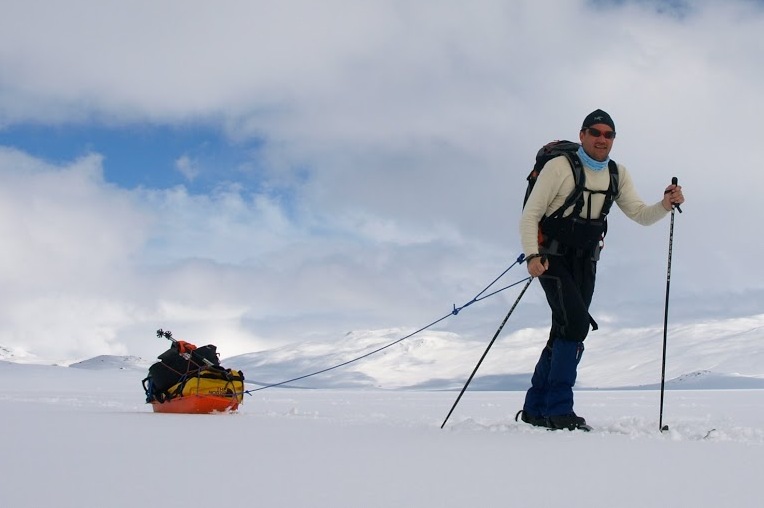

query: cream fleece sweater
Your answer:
[520,155,669,257]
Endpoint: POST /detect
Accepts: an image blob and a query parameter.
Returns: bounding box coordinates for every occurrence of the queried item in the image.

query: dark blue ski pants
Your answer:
[523,339,585,417]
[523,250,596,417]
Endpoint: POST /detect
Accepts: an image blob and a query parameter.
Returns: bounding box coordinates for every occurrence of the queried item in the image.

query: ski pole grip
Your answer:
[670,177,682,213]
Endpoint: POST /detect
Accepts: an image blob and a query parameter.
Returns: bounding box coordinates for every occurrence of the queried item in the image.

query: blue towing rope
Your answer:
[243,253,528,394]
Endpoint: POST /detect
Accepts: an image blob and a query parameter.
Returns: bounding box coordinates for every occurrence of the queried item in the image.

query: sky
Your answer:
[2,0,764,363]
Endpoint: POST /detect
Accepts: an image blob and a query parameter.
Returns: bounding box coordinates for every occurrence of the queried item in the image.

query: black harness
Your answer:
[539,153,620,258]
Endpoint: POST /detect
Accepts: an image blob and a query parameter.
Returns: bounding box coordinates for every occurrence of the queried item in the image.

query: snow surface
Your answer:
[2,357,764,508]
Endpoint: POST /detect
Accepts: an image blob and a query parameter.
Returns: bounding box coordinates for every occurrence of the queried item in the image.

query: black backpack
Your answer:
[143,343,221,399]
[524,140,619,250]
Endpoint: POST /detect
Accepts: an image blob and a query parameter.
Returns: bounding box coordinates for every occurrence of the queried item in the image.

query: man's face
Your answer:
[579,124,616,162]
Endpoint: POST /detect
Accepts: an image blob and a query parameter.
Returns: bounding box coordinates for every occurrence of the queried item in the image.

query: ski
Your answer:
[547,424,592,432]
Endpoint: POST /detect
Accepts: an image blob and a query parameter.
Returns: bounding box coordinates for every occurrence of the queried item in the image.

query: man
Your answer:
[516,109,685,430]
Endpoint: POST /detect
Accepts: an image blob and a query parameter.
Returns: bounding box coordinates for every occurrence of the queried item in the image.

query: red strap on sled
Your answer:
[175,341,197,354]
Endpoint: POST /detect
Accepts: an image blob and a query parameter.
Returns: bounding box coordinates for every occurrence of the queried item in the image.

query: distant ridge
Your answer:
[0,345,39,364]
[68,355,150,370]
[613,370,764,391]
[4,313,764,390]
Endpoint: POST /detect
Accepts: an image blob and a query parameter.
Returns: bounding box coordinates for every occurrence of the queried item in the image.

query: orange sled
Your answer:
[144,368,245,414]
[150,394,240,414]
[143,332,246,415]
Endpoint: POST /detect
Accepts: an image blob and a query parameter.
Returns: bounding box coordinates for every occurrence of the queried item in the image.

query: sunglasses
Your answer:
[584,127,616,140]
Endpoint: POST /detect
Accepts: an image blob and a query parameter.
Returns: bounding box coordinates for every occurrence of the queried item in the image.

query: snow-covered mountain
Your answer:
[5,313,764,391]
[0,344,40,364]
[68,355,150,371]
[221,313,764,391]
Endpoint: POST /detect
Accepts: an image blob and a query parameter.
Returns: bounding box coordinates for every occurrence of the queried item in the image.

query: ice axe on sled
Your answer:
[156,328,216,368]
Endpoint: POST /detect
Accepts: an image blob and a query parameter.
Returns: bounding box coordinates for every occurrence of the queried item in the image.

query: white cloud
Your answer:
[1,0,763,362]
[174,155,200,181]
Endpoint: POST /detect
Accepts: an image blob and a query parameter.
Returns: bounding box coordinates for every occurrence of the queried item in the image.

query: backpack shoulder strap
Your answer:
[599,159,620,217]
[545,151,586,221]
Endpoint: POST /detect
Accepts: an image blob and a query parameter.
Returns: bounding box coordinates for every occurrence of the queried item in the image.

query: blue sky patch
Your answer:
[0,123,266,193]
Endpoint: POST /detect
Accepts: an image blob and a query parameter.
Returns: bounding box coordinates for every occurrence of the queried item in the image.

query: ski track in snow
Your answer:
[2,363,763,445]
[447,415,764,443]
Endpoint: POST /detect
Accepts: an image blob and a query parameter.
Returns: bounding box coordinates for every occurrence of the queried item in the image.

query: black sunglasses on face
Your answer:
[584,127,616,139]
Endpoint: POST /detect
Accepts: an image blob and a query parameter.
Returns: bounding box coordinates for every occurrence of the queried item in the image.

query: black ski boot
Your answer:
[548,413,591,431]
[515,410,550,428]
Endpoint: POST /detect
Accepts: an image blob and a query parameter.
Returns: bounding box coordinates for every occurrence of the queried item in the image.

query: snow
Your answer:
[2,356,764,507]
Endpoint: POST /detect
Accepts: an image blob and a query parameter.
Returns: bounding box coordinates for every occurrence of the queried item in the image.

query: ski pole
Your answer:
[659,177,681,432]
[441,275,535,429]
